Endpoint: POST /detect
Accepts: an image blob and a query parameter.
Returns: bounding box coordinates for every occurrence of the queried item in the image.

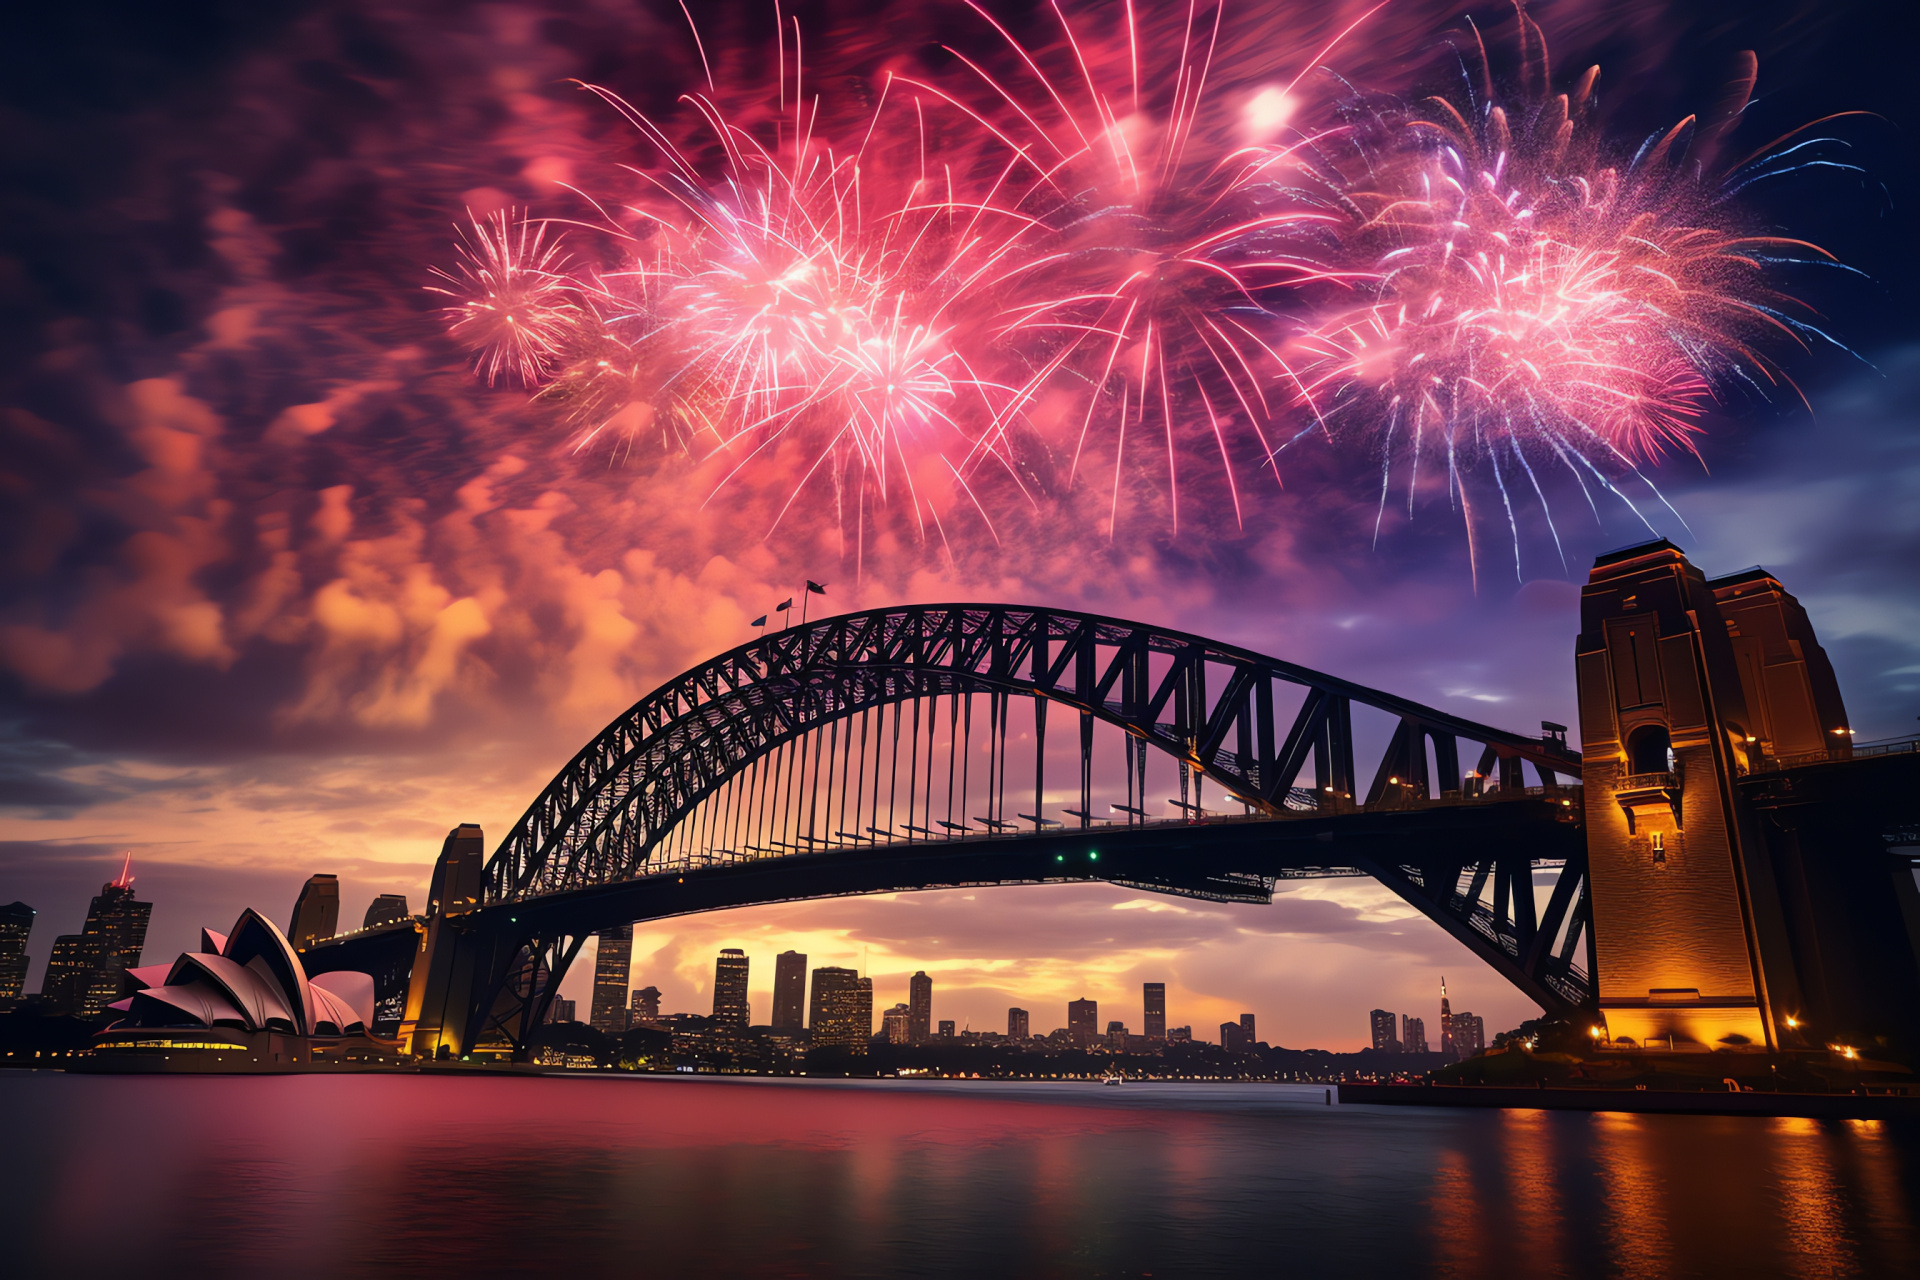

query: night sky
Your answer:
[2,0,1915,1047]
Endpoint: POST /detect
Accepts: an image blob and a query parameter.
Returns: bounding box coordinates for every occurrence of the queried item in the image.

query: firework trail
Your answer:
[1287,6,1850,581]
[430,211,584,387]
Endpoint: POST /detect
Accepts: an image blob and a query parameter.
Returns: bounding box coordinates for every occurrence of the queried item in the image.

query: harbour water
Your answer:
[3,1073,1916,1278]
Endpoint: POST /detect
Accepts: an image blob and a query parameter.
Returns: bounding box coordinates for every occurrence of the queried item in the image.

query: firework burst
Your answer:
[430,211,584,387]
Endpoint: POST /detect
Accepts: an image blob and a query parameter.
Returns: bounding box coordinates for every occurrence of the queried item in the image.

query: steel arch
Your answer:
[484,604,1582,899]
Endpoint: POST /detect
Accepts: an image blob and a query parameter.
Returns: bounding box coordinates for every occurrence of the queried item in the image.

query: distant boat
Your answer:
[1101,1067,1125,1086]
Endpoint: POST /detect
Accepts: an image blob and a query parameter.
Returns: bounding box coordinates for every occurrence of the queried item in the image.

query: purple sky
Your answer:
[2,0,1914,1048]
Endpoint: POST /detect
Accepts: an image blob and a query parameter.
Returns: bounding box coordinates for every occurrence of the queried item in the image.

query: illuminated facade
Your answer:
[1007,1007,1029,1039]
[1368,1009,1400,1052]
[808,966,868,1051]
[39,859,151,1018]
[772,950,808,1030]
[1438,979,1453,1057]
[1143,982,1166,1040]
[908,971,932,1043]
[712,949,750,1027]
[1402,1016,1427,1053]
[589,925,632,1034]
[0,901,31,1011]
[883,1003,910,1043]
[630,985,661,1025]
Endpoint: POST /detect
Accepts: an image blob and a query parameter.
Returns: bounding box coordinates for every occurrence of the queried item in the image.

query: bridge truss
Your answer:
[465,606,1593,1029]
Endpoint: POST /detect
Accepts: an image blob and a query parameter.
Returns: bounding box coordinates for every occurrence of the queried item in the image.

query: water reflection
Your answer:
[0,1075,1914,1278]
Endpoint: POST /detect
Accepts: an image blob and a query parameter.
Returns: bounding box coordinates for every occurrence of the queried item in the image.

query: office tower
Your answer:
[1449,1012,1485,1056]
[630,985,661,1026]
[938,1020,955,1039]
[1439,978,1454,1058]
[772,950,808,1030]
[362,894,410,929]
[1220,1021,1248,1053]
[1068,997,1098,1047]
[590,924,634,1034]
[1007,1007,1029,1040]
[0,902,32,1010]
[1143,982,1166,1040]
[1106,1020,1127,1049]
[1239,1013,1256,1046]
[809,966,868,1051]
[287,874,340,949]
[908,970,932,1043]
[547,995,576,1024]
[1403,1015,1428,1054]
[1369,1009,1402,1052]
[427,824,484,916]
[1167,1026,1192,1043]
[39,857,151,1017]
[712,949,751,1027]
[883,1003,911,1043]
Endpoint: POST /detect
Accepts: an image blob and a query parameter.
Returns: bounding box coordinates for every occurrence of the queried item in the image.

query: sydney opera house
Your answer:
[84,907,403,1071]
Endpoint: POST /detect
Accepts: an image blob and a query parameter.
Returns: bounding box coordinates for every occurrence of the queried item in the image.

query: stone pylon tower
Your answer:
[1575,541,1815,1052]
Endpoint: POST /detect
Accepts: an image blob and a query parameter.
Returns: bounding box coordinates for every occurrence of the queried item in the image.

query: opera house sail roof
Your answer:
[91,907,392,1069]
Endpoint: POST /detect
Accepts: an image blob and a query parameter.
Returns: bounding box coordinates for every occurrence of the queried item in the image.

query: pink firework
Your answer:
[1293,10,1839,573]
[429,210,584,387]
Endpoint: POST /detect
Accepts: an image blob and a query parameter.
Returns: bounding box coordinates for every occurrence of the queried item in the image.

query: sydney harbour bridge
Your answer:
[305,541,1920,1061]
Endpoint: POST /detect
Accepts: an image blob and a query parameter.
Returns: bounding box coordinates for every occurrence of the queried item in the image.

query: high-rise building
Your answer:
[1143,982,1166,1040]
[629,985,661,1026]
[0,902,33,1011]
[809,966,868,1052]
[1007,1007,1030,1040]
[1403,1015,1428,1054]
[362,894,410,929]
[937,1020,955,1039]
[39,857,151,1017]
[1068,997,1098,1047]
[1106,1020,1127,1049]
[712,949,751,1026]
[548,995,577,1024]
[427,825,484,916]
[1220,1021,1249,1053]
[1439,977,1455,1058]
[1369,1009,1402,1052]
[1449,1012,1485,1056]
[772,950,808,1029]
[1239,1013,1256,1046]
[908,970,932,1043]
[287,874,339,949]
[883,1003,911,1043]
[1167,1026,1192,1043]
[590,924,633,1034]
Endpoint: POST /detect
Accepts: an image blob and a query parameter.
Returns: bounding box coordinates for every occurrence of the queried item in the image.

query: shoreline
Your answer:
[1338,1082,1920,1119]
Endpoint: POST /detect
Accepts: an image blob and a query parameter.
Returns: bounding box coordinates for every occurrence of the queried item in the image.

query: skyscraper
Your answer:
[0,902,33,1011]
[908,971,932,1043]
[1007,1007,1029,1039]
[712,949,750,1026]
[39,857,151,1017]
[1143,982,1166,1040]
[1068,997,1098,1047]
[809,966,867,1051]
[772,950,808,1030]
[1403,1015,1428,1054]
[629,985,661,1026]
[1449,1011,1485,1056]
[883,1003,911,1043]
[287,874,339,949]
[590,924,633,1034]
[1239,1013,1256,1046]
[362,894,409,929]
[1439,977,1455,1058]
[547,995,576,1024]
[1369,1009,1402,1052]
[1106,1020,1127,1049]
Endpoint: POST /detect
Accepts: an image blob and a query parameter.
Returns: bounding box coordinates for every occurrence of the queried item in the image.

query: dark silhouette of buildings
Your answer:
[1369,1008,1401,1052]
[629,985,661,1026]
[1167,1026,1192,1043]
[908,970,932,1043]
[1438,978,1454,1058]
[883,1002,910,1043]
[809,966,868,1051]
[1220,1020,1248,1053]
[1239,1013,1256,1046]
[361,894,409,929]
[937,1019,955,1039]
[1007,1007,1029,1040]
[1449,1011,1485,1055]
[590,925,632,1034]
[0,902,32,1011]
[40,857,151,1017]
[288,875,340,949]
[1143,982,1166,1040]
[1068,997,1097,1047]
[712,949,750,1027]
[548,996,577,1024]
[772,950,808,1030]
[1106,1020,1127,1049]
[1402,1015,1428,1053]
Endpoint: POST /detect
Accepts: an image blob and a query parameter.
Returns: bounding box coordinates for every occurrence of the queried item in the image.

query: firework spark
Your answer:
[429,211,584,388]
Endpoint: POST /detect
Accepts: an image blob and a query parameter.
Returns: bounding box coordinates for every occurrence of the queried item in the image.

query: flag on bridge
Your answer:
[807,581,827,594]
[750,615,766,628]
[775,599,792,611]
